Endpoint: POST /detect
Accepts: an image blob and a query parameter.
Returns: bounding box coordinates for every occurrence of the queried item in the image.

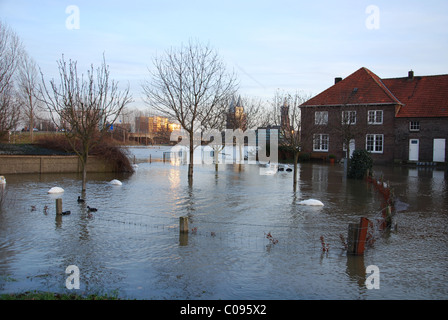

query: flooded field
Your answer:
[1,146,447,299]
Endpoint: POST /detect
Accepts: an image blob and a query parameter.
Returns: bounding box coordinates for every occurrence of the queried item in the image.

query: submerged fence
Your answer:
[345,171,395,255]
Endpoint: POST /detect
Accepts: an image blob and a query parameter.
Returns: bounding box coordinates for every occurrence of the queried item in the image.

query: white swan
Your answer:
[260,164,277,175]
[0,176,6,185]
[298,199,324,206]
[109,179,122,186]
[48,187,64,194]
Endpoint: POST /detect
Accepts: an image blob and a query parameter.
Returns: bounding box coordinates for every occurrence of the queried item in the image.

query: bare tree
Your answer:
[271,89,311,191]
[17,52,41,141]
[0,20,23,139]
[142,40,238,184]
[39,54,133,192]
[239,95,271,130]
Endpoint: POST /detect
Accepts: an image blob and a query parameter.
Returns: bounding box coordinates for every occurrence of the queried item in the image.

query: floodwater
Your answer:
[0,146,447,300]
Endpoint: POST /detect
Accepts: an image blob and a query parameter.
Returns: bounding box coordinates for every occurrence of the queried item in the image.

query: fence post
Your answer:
[179,216,189,233]
[347,223,359,255]
[385,205,392,228]
[356,217,371,255]
[56,198,62,215]
[347,217,371,255]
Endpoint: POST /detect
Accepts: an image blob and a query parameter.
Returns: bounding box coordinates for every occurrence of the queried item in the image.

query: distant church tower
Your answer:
[280,99,290,132]
[226,95,247,131]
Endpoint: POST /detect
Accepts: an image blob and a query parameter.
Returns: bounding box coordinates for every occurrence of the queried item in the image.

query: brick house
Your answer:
[383,72,448,163]
[300,67,448,164]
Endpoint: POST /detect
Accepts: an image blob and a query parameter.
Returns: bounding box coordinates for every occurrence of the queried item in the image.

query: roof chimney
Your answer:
[335,77,342,84]
[408,70,414,80]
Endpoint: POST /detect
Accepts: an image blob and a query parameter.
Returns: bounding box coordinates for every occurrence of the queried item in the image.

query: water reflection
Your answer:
[1,147,447,299]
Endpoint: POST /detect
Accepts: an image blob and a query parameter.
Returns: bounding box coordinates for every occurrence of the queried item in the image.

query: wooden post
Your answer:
[179,216,189,233]
[347,217,371,255]
[385,205,392,228]
[56,198,62,215]
[356,217,371,255]
[347,223,359,255]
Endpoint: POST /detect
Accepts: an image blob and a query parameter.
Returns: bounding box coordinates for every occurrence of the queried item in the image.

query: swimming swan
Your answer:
[48,187,64,194]
[298,199,324,206]
[109,179,122,186]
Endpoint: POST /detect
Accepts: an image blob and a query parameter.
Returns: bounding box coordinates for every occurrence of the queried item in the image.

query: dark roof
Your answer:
[301,67,448,118]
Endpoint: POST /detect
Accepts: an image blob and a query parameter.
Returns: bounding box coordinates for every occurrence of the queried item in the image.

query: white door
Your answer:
[349,139,355,158]
[344,139,355,158]
[433,139,446,162]
[409,139,419,161]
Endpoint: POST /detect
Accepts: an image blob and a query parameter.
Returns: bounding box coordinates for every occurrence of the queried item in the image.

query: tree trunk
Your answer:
[81,153,88,192]
[346,146,351,178]
[293,151,299,192]
[188,131,194,185]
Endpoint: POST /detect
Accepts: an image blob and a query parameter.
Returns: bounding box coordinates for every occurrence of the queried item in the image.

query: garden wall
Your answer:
[0,155,115,174]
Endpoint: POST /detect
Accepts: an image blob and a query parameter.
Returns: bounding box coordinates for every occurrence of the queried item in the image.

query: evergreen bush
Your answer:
[347,149,373,179]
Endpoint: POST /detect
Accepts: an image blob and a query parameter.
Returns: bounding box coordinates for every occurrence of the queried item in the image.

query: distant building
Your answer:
[300,67,448,164]
[280,100,291,133]
[226,96,247,131]
[134,115,181,144]
[135,116,179,134]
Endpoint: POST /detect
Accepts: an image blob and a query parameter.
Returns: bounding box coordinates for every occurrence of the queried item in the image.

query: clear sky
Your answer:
[1,0,447,109]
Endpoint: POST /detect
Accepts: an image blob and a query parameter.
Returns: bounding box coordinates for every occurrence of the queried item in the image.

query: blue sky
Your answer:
[1,0,447,109]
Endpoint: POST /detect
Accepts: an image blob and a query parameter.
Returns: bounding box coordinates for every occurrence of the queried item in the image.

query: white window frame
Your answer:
[366,134,384,153]
[315,111,328,125]
[342,111,357,125]
[313,134,329,152]
[409,121,420,132]
[368,110,383,125]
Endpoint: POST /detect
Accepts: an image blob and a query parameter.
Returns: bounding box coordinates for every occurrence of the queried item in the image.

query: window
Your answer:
[342,111,357,125]
[368,110,383,124]
[366,134,383,153]
[313,134,329,151]
[409,121,420,132]
[315,111,328,125]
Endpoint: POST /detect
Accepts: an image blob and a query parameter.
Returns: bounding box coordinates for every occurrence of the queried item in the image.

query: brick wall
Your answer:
[300,104,397,164]
[394,117,448,162]
[0,155,115,174]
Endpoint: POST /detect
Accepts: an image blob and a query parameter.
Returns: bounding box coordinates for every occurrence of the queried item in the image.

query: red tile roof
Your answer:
[301,67,448,118]
[383,74,448,118]
[301,67,401,107]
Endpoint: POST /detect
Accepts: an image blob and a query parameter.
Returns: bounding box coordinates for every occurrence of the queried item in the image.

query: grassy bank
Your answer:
[0,132,134,173]
[0,290,121,300]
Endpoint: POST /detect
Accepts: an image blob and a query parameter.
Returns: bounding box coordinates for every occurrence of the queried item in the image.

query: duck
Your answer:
[61,211,71,215]
[87,206,98,212]
[298,199,324,206]
[77,196,85,203]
